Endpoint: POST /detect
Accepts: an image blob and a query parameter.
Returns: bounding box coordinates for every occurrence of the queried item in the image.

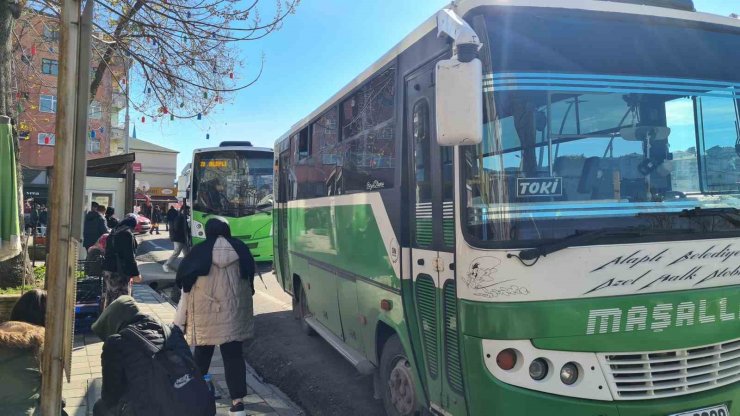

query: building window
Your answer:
[38,133,55,146]
[41,58,58,76]
[298,128,310,159]
[89,100,102,120]
[43,24,59,41]
[39,95,57,113]
[88,137,101,153]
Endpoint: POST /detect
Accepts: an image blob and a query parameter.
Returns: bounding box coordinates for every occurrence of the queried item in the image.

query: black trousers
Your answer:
[194,341,247,400]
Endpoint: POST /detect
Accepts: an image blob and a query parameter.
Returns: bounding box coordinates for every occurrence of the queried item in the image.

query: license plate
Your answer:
[670,404,729,416]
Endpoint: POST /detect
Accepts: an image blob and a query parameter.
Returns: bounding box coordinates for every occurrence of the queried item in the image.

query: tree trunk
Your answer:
[0,3,32,289]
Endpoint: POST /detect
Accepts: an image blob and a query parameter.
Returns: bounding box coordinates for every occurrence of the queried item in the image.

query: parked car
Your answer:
[133,214,152,234]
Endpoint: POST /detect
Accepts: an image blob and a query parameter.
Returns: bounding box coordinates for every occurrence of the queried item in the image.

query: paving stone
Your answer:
[62,388,86,399]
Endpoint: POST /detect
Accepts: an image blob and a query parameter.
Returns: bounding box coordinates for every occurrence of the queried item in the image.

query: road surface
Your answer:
[135,233,386,416]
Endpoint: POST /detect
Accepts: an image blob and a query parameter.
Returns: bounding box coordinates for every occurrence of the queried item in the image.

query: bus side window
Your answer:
[414,99,432,204]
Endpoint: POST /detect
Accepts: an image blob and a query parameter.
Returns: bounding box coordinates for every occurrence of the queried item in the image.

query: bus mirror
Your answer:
[620,126,671,141]
[435,58,483,146]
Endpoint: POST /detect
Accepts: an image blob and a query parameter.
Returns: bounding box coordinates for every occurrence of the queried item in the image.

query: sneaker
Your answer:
[229,402,246,416]
[162,264,171,273]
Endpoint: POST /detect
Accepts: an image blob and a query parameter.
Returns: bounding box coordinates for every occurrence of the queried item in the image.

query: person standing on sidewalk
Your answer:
[105,207,119,229]
[150,205,163,235]
[84,204,110,250]
[166,205,178,232]
[163,205,190,273]
[102,215,143,309]
[175,218,255,416]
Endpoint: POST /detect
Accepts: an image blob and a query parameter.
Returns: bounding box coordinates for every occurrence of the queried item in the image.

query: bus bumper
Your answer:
[462,336,739,415]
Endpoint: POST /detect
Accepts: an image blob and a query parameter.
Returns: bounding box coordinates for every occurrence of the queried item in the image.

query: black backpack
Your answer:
[120,324,216,416]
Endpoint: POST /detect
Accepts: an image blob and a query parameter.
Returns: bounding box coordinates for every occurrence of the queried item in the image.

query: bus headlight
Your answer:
[529,358,548,381]
[482,339,612,401]
[560,362,579,385]
[192,220,204,237]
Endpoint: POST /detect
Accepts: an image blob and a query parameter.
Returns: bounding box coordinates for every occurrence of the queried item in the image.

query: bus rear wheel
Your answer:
[297,285,316,336]
[380,335,418,416]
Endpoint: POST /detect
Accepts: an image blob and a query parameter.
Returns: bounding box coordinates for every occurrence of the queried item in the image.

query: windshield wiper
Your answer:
[680,207,740,227]
[510,227,693,265]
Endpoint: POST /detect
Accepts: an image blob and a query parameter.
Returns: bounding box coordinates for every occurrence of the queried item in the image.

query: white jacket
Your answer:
[182,236,254,346]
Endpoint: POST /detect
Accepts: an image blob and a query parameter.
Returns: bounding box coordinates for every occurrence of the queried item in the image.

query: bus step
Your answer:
[304,316,376,375]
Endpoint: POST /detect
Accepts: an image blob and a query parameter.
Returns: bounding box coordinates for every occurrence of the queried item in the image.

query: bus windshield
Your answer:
[463,10,740,246]
[464,82,740,245]
[192,150,273,218]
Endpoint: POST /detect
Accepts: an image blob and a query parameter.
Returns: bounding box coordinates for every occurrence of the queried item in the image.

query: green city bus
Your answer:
[273,1,740,414]
[190,142,274,262]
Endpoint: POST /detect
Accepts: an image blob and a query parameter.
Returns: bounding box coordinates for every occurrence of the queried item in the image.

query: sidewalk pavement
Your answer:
[63,284,304,416]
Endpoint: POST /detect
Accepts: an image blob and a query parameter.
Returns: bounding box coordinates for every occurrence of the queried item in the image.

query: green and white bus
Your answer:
[190,142,274,262]
[274,1,740,414]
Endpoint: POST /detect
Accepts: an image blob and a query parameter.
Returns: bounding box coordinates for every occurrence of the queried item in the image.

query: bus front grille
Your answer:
[598,338,740,400]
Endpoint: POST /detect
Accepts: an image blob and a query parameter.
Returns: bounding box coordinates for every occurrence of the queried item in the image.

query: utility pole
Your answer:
[40,0,93,413]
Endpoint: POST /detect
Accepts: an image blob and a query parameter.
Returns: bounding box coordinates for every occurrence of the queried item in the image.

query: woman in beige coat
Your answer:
[175,218,255,416]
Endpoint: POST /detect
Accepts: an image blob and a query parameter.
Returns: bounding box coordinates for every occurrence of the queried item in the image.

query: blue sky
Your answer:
[129,0,739,175]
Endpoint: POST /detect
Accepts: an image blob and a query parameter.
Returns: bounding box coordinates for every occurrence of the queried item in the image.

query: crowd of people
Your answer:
[23,201,48,236]
[1,212,257,416]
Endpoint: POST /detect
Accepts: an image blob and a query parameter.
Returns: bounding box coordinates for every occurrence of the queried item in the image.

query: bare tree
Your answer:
[22,0,299,117]
[0,0,298,287]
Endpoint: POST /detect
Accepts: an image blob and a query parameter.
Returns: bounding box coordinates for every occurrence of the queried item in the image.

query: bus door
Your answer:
[275,150,291,291]
[406,62,467,415]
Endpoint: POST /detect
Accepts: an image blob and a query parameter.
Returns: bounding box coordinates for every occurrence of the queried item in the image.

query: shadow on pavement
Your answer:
[244,310,384,416]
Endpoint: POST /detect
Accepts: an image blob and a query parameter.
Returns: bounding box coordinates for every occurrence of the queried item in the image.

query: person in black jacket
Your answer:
[91,296,212,416]
[150,205,163,235]
[102,215,142,309]
[163,206,190,273]
[105,207,119,230]
[166,206,178,231]
[84,204,110,250]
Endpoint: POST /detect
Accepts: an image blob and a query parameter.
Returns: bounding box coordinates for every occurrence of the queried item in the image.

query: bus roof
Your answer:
[193,146,273,154]
[274,0,740,149]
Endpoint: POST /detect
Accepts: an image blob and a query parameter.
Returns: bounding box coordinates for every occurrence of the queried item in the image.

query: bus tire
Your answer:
[380,334,419,416]
[298,285,316,336]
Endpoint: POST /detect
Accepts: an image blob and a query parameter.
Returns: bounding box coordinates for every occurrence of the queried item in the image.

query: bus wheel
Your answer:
[380,335,418,416]
[298,285,316,336]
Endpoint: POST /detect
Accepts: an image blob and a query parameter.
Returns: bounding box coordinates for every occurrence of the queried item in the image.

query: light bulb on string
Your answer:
[170,114,175,121]
[141,116,146,123]
[206,133,210,140]
[229,72,234,79]
[90,130,96,138]
[31,45,36,56]
[197,113,202,120]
